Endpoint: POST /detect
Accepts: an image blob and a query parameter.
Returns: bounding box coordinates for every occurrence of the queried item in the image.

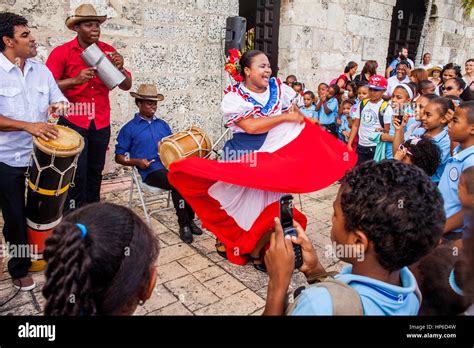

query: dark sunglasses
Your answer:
[442,86,456,91]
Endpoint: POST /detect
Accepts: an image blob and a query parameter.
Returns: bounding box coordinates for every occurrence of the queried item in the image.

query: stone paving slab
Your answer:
[0,177,343,316]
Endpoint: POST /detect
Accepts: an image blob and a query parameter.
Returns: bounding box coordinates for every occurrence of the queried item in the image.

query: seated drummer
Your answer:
[115,84,202,243]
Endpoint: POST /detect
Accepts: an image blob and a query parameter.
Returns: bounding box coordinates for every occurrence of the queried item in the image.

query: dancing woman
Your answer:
[169,50,356,270]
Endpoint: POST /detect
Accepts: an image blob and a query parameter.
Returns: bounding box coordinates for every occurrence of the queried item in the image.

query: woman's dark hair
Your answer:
[360,60,378,77]
[293,82,303,89]
[0,12,28,52]
[42,203,159,316]
[404,138,441,177]
[304,90,315,99]
[344,61,358,75]
[415,245,470,315]
[340,161,445,272]
[318,82,329,89]
[341,99,355,108]
[240,50,266,79]
[441,63,463,81]
[446,77,472,101]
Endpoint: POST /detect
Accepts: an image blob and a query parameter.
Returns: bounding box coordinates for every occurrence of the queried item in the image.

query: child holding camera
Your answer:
[263,161,444,316]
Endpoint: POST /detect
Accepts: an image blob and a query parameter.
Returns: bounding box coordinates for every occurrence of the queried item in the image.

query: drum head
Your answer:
[159,141,183,170]
[34,125,84,157]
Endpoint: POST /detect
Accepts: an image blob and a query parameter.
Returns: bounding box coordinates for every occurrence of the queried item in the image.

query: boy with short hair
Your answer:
[263,161,445,315]
[439,101,474,239]
[347,75,394,164]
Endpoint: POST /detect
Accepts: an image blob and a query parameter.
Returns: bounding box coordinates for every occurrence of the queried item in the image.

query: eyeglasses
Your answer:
[442,86,456,91]
[398,144,413,156]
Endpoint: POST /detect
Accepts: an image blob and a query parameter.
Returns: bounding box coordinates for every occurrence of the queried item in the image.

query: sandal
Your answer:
[215,239,227,259]
[248,254,267,273]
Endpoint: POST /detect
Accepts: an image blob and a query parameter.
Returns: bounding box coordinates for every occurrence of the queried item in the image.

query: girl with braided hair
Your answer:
[42,203,159,316]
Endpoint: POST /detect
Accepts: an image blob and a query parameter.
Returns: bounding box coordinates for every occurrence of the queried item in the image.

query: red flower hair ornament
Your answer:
[225,49,244,83]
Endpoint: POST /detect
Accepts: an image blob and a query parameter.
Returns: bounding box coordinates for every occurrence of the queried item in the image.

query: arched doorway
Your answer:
[387,0,427,67]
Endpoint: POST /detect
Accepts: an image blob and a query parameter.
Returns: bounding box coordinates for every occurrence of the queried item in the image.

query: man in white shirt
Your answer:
[417,52,433,70]
[0,12,67,291]
[385,61,411,99]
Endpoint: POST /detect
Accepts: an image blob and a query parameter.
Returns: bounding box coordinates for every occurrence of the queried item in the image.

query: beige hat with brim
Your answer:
[130,84,165,101]
[65,4,107,31]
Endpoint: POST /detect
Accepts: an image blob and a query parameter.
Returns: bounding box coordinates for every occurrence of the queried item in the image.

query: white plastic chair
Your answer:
[128,167,172,225]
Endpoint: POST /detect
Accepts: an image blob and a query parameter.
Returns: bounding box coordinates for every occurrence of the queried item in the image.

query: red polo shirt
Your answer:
[46,38,131,130]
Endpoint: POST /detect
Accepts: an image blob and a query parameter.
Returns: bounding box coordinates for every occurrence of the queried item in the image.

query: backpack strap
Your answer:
[378,101,389,129]
[286,278,364,315]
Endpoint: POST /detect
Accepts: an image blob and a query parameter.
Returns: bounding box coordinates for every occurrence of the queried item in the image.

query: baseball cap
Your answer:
[368,75,388,91]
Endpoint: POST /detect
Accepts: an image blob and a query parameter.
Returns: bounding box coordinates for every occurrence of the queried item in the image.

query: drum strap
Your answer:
[28,180,70,197]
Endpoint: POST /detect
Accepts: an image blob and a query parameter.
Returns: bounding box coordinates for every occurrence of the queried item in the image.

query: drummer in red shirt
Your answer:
[46,4,132,211]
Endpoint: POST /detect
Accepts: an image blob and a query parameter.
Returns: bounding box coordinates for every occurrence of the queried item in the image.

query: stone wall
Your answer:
[0,0,238,176]
[278,0,397,93]
[423,0,474,66]
[277,0,474,93]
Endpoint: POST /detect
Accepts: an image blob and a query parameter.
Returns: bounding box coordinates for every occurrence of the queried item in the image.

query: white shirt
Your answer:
[355,99,394,147]
[221,78,296,133]
[0,53,67,167]
[417,63,433,70]
[386,75,410,97]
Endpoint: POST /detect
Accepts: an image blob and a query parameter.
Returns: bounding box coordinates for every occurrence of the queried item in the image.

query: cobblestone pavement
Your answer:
[0,175,344,316]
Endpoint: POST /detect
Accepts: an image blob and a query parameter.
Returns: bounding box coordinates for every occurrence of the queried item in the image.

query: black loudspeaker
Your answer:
[225,16,247,56]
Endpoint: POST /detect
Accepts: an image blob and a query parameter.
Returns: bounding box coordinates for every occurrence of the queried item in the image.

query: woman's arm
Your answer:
[236,110,305,135]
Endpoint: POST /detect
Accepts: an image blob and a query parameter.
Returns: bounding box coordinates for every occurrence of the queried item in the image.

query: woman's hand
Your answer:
[284,109,305,124]
[394,146,407,161]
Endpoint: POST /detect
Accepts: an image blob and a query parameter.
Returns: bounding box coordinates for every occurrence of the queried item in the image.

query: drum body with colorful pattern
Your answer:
[26,125,84,270]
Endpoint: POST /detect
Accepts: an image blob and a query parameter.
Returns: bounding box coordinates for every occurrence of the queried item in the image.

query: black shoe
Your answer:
[249,255,267,273]
[179,226,193,244]
[189,221,203,235]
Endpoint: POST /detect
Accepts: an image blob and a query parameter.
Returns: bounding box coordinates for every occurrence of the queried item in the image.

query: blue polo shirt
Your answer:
[115,113,173,180]
[300,104,317,118]
[290,266,420,315]
[318,97,339,125]
[438,145,474,232]
[413,128,451,183]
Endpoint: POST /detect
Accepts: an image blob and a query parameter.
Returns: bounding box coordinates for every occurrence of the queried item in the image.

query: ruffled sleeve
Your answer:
[280,80,298,112]
[221,89,255,129]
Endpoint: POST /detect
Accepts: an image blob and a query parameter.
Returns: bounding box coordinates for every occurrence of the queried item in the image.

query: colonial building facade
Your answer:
[1,0,472,175]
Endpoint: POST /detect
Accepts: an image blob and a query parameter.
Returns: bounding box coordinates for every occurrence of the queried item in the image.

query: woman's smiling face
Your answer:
[244,54,272,89]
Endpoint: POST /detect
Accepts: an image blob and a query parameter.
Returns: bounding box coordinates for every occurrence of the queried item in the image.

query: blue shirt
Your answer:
[318,97,339,125]
[291,266,420,315]
[337,115,351,140]
[300,105,317,118]
[0,53,67,167]
[115,114,173,180]
[438,145,474,230]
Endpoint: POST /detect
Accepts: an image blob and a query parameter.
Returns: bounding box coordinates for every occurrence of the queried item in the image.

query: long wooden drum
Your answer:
[158,127,212,169]
[26,125,84,270]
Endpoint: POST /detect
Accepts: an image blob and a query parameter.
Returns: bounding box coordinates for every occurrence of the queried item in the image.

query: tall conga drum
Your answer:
[158,127,212,169]
[26,125,84,271]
